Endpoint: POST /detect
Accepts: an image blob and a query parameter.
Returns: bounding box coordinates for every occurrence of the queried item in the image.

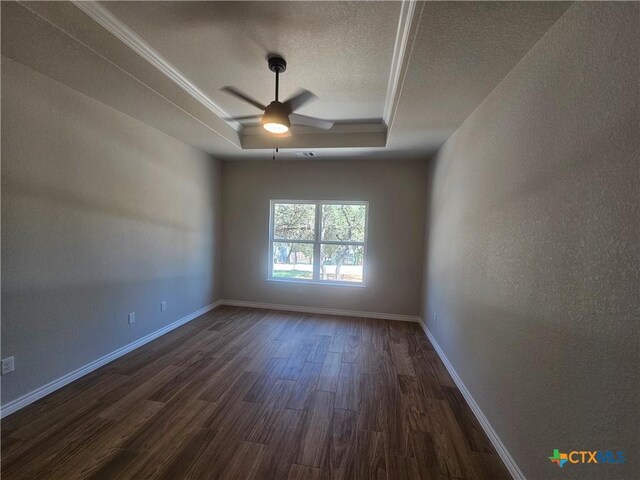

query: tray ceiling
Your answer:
[1,1,571,160]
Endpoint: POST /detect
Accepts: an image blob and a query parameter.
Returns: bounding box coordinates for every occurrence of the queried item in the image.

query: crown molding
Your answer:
[240,123,387,150]
[72,1,239,131]
[242,121,387,136]
[65,1,419,151]
[383,0,420,131]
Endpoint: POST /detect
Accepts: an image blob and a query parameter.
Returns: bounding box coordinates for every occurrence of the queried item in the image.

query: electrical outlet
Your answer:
[433,312,438,323]
[128,312,136,324]
[2,356,15,375]
[161,301,167,312]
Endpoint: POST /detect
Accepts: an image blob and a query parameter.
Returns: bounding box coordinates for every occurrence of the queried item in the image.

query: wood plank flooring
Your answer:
[1,306,511,479]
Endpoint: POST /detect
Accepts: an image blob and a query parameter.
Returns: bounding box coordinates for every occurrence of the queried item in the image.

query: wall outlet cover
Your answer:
[2,356,15,375]
[161,301,167,312]
[128,312,136,324]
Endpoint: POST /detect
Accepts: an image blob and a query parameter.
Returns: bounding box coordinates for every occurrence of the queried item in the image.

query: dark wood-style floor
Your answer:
[1,306,511,480]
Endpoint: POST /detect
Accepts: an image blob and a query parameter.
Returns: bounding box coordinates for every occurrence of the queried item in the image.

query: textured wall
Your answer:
[1,57,223,405]
[222,159,427,316]
[421,3,639,479]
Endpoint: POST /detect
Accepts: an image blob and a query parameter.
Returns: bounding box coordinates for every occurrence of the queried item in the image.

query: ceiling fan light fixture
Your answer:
[263,123,289,134]
[222,56,333,134]
[261,101,291,134]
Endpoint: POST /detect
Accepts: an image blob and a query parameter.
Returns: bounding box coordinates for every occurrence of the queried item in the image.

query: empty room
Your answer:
[1,1,637,479]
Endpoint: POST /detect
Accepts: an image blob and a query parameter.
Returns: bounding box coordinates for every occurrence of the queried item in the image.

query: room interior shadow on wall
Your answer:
[1,273,214,302]
[419,153,437,320]
[2,178,199,234]
[206,156,223,300]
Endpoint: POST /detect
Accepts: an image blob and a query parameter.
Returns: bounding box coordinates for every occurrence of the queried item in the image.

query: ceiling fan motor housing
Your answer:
[268,55,287,73]
[262,101,291,129]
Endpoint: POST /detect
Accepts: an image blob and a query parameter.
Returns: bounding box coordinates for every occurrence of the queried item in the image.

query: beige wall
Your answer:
[3,7,637,474]
[1,57,223,405]
[221,159,427,316]
[421,3,639,479]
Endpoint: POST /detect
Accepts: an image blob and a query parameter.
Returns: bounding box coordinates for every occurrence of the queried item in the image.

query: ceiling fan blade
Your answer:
[222,114,263,121]
[220,86,266,111]
[290,113,334,130]
[283,89,317,112]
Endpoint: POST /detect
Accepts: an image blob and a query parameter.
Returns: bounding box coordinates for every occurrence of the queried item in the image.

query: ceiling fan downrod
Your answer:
[268,55,287,103]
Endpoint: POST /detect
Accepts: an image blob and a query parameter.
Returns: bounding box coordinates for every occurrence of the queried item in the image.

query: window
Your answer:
[269,200,368,285]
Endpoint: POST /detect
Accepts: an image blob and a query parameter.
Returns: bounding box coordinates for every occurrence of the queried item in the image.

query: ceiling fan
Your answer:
[221,55,334,134]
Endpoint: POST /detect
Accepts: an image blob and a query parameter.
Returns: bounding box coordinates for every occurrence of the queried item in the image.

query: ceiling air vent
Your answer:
[296,152,316,158]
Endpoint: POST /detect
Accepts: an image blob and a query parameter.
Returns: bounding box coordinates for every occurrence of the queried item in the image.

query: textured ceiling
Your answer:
[1,1,572,160]
[104,1,400,122]
[387,1,573,153]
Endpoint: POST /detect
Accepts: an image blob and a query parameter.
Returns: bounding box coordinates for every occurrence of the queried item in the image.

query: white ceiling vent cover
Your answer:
[296,152,316,157]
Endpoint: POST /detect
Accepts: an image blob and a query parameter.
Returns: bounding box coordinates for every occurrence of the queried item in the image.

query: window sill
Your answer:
[267,278,367,288]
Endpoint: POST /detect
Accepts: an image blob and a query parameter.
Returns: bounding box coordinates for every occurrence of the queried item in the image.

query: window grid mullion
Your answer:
[268,200,275,279]
[319,241,365,246]
[313,203,321,281]
[272,238,316,244]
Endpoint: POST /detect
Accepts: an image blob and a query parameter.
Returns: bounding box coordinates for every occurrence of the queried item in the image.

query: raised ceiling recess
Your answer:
[1,1,572,160]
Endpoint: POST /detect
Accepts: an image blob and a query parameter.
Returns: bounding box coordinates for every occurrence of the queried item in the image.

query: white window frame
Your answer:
[268,199,369,287]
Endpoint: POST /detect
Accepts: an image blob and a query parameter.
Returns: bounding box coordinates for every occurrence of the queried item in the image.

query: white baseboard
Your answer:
[218,299,421,323]
[0,300,222,419]
[418,319,525,480]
